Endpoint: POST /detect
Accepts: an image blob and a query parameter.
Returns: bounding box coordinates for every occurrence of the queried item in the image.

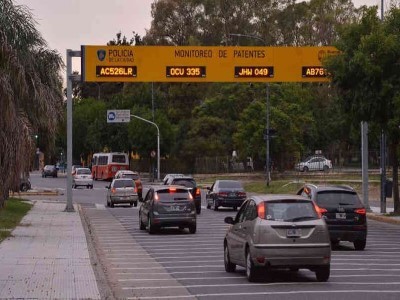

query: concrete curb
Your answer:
[367,213,400,225]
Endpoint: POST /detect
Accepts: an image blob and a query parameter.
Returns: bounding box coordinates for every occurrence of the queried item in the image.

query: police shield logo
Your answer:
[97,50,106,61]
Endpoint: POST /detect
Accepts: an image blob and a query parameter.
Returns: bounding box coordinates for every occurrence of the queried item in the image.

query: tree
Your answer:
[0,0,63,208]
[326,6,400,213]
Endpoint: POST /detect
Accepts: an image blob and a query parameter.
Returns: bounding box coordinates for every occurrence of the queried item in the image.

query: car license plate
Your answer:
[287,228,302,238]
[336,213,346,219]
[229,192,235,197]
[169,206,181,212]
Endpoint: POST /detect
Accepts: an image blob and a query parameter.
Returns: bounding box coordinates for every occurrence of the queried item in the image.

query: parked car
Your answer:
[115,170,143,201]
[224,195,331,282]
[206,180,246,211]
[295,155,332,172]
[42,165,57,178]
[72,167,93,189]
[106,178,138,207]
[139,185,196,234]
[165,176,201,214]
[19,175,31,192]
[297,184,367,250]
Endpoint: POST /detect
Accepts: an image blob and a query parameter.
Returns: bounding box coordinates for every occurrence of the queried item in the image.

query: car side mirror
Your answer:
[224,216,235,225]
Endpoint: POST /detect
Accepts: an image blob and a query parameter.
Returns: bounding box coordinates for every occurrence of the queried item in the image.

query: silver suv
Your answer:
[224,195,331,282]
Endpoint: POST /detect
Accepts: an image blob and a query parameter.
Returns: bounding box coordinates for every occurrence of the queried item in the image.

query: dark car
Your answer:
[206,180,246,211]
[297,184,367,250]
[139,185,197,234]
[42,165,58,178]
[165,176,202,214]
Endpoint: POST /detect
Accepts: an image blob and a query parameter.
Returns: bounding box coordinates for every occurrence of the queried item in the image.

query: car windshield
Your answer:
[172,179,196,188]
[122,173,139,180]
[316,191,359,206]
[156,189,190,202]
[219,181,242,189]
[263,200,318,221]
[113,180,134,188]
[77,169,91,175]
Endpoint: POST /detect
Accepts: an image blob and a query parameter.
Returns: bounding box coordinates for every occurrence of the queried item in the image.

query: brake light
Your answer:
[355,208,366,215]
[237,192,246,197]
[195,188,201,196]
[169,188,177,193]
[257,202,266,219]
[313,203,327,218]
[218,192,228,197]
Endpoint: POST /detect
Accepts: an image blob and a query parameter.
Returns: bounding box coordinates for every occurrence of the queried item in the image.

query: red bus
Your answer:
[91,152,129,180]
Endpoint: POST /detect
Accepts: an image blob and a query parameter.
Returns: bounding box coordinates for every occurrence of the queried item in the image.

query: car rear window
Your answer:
[156,189,190,202]
[77,169,91,175]
[264,200,318,221]
[172,179,196,188]
[316,191,359,206]
[112,155,126,163]
[113,180,134,188]
[122,173,140,180]
[219,181,242,189]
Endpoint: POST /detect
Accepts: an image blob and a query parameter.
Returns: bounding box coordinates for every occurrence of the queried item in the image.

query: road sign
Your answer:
[81,46,339,83]
[107,110,131,123]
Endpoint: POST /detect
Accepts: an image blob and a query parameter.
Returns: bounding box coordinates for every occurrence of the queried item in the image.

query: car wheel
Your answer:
[224,243,236,273]
[90,185,93,189]
[139,214,146,230]
[130,202,133,207]
[196,205,201,214]
[354,239,366,251]
[213,200,219,211]
[134,201,138,207]
[303,166,309,172]
[206,201,211,209]
[323,165,329,172]
[315,265,330,282]
[189,224,196,234]
[110,200,114,208]
[245,248,259,282]
[148,215,156,234]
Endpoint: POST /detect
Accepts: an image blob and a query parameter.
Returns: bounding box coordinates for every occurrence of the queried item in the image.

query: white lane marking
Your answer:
[108,255,220,260]
[126,290,400,299]
[118,274,400,282]
[95,204,106,210]
[122,281,400,290]
[106,251,221,257]
[111,260,221,265]
[333,263,400,266]
[113,265,221,270]
[103,247,220,252]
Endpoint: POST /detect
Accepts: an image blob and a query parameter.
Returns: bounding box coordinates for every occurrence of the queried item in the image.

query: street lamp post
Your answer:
[229,33,271,185]
[130,114,160,181]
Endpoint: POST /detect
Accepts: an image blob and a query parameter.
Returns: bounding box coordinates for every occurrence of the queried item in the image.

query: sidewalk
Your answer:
[368,205,400,225]
[0,201,100,299]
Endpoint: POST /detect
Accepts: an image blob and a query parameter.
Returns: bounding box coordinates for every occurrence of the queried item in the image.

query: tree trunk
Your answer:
[391,142,400,214]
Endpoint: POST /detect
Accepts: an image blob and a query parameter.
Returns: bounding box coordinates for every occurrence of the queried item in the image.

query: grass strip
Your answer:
[0,198,32,242]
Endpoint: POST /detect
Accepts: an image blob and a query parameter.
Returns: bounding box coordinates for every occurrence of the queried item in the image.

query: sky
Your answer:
[14,0,383,85]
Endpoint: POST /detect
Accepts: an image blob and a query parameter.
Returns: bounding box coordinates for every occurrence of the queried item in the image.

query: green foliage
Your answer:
[0,198,32,242]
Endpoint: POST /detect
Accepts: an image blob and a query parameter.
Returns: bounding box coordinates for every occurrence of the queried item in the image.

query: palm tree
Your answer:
[0,0,64,208]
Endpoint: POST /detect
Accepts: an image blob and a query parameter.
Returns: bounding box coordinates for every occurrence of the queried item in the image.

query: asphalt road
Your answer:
[28,171,400,299]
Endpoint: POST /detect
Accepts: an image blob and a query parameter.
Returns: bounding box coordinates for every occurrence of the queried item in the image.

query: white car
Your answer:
[72,168,93,189]
[295,156,332,172]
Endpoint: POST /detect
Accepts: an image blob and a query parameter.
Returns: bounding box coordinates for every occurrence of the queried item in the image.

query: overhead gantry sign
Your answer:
[81,46,339,83]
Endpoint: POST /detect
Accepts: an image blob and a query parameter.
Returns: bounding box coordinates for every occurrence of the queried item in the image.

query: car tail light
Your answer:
[355,208,366,215]
[237,192,246,197]
[218,192,228,197]
[313,203,327,218]
[169,188,177,193]
[154,193,159,202]
[195,188,201,196]
[257,202,266,219]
